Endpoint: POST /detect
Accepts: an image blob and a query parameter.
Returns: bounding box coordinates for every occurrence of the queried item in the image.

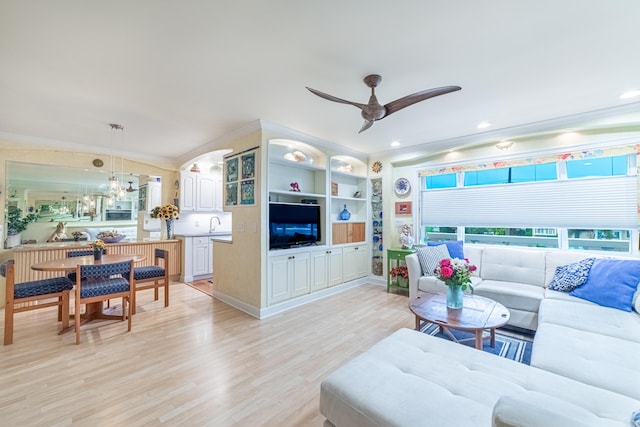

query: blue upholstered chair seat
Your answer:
[14,277,73,299]
[79,278,130,298]
[134,266,165,280]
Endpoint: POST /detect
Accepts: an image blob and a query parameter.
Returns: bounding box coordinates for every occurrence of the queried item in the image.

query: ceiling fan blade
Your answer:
[384,85,461,117]
[358,120,374,134]
[306,87,367,110]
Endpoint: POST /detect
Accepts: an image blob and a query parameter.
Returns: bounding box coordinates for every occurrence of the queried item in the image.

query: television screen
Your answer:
[269,203,321,249]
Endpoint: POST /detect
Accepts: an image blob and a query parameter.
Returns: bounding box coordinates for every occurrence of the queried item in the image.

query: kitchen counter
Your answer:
[175,232,232,243]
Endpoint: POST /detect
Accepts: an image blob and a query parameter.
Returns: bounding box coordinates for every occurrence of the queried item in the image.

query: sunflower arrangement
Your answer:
[151,204,180,220]
[91,239,107,251]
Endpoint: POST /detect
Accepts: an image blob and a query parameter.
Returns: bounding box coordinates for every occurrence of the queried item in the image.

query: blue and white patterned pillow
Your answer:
[548,257,596,292]
[416,244,451,277]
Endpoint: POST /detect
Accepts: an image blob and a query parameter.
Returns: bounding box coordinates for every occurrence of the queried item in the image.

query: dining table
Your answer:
[31,254,146,329]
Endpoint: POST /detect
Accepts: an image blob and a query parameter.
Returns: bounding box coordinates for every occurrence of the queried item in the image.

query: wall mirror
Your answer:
[6,161,140,224]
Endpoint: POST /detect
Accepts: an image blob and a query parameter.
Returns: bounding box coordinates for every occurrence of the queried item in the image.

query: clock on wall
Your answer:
[394,177,411,196]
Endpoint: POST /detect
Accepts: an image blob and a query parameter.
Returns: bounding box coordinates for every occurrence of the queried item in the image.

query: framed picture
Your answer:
[242,153,255,179]
[331,181,338,196]
[240,180,255,205]
[226,157,238,182]
[395,201,412,215]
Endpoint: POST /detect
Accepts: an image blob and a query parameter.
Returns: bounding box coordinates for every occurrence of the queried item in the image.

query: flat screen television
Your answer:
[269,203,321,250]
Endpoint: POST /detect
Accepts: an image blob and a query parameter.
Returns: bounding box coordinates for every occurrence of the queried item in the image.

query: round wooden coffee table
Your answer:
[409,291,510,350]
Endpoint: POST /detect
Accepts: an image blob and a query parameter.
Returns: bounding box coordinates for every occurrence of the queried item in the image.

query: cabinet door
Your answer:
[269,255,292,304]
[197,175,216,211]
[192,240,210,276]
[343,245,367,282]
[180,173,197,212]
[328,248,343,287]
[214,175,223,211]
[354,245,369,278]
[290,252,310,297]
[311,250,329,291]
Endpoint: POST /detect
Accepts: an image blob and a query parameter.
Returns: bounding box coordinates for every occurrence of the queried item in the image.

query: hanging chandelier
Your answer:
[107,123,125,205]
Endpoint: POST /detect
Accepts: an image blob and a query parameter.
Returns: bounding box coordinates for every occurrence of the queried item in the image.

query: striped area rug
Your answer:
[420,322,534,365]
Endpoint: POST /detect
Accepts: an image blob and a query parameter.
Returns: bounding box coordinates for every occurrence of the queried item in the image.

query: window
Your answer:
[568,229,630,252]
[425,173,456,189]
[424,226,457,242]
[464,163,556,186]
[566,155,627,178]
[420,153,637,253]
[464,227,559,248]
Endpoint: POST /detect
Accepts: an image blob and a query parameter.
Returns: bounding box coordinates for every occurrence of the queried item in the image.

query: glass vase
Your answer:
[446,286,463,309]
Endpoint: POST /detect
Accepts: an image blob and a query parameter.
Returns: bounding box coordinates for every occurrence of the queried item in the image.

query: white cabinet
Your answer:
[181,236,213,282]
[180,172,218,212]
[342,244,369,282]
[268,252,311,304]
[140,180,162,213]
[311,248,343,291]
[192,237,210,277]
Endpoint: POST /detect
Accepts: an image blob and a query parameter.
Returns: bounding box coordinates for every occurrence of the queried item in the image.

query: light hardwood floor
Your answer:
[0,283,413,426]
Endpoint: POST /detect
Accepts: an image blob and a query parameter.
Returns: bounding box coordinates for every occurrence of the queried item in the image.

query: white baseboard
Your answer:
[211,276,378,319]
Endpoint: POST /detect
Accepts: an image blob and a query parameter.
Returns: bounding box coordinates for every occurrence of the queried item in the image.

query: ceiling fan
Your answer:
[126,181,137,192]
[306,74,461,133]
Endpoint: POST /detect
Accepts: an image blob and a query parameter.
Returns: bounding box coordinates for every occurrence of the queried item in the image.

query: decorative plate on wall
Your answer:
[394,178,411,196]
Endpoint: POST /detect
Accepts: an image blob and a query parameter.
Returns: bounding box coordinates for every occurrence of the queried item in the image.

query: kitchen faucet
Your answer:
[209,215,221,232]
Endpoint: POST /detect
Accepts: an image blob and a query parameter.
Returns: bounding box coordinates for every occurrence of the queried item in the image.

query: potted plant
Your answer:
[5,207,39,248]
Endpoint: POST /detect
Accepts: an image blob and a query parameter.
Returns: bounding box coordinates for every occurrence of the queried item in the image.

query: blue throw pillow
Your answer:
[548,258,595,292]
[570,258,640,311]
[428,240,464,259]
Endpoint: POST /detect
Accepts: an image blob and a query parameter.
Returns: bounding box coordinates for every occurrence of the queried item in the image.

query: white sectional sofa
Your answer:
[319,244,640,426]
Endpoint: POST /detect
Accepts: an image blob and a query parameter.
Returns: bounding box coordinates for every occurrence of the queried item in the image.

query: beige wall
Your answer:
[212,131,263,308]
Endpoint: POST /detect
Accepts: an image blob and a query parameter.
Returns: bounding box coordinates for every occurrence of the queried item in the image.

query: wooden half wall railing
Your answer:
[12,240,182,283]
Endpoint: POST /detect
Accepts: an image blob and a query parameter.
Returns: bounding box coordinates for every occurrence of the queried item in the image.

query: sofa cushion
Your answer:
[427,240,464,259]
[531,322,640,400]
[570,258,640,311]
[481,247,546,286]
[544,250,597,287]
[492,391,614,427]
[320,328,640,427]
[539,298,640,343]
[416,244,450,276]
[547,257,595,292]
[474,280,544,312]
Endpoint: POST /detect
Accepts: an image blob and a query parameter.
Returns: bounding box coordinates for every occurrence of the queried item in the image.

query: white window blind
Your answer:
[421,175,637,229]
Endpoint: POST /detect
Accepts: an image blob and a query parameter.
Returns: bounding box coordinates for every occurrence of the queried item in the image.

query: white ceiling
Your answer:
[1,1,639,164]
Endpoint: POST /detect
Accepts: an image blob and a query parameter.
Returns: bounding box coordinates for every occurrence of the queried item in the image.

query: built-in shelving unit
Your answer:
[265,139,370,306]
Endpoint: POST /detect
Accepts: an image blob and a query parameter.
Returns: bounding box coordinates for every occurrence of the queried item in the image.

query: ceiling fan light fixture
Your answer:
[307,74,461,133]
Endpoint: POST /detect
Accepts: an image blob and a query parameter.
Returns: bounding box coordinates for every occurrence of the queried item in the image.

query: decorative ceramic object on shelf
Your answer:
[190,163,200,172]
[338,204,351,221]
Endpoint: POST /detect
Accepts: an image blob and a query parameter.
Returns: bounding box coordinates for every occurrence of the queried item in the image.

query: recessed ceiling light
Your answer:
[477,121,491,129]
[390,141,400,147]
[620,90,640,99]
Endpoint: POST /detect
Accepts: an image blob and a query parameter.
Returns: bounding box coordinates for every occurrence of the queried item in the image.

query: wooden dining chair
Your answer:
[2,260,73,345]
[73,260,134,345]
[131,249,169,315]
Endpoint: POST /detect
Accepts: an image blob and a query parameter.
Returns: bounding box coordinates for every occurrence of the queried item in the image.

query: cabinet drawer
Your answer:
[193,237,209,245]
